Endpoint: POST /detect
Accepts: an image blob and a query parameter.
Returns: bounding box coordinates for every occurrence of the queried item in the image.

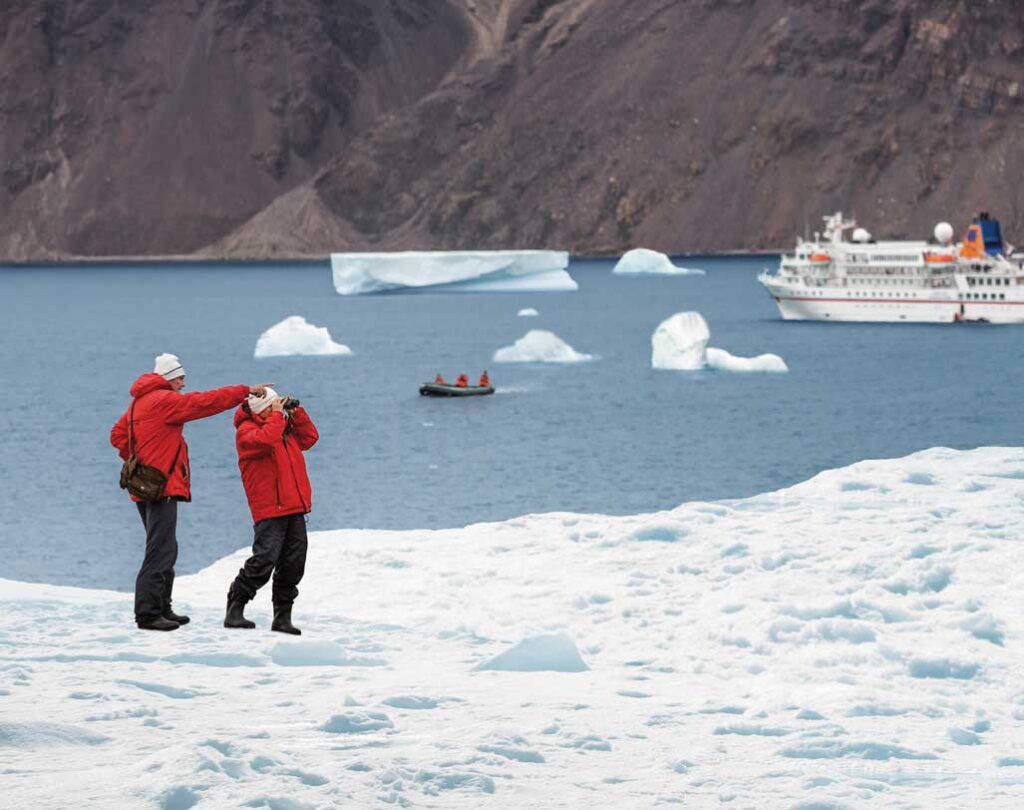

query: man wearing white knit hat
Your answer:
[111,354,272,631]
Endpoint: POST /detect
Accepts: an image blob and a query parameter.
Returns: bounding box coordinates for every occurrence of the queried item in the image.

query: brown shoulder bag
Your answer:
[119,399,181,502]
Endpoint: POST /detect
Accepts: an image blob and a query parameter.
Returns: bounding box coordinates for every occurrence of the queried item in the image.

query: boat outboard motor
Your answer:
[976,212,1005,255]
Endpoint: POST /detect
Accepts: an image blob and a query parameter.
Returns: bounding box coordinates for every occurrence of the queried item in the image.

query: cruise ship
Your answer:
[758,212,1024,323]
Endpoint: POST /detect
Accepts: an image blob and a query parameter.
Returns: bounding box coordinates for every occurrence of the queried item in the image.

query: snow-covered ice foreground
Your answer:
[652,311,788,373]
[331,251,575,295]
[613,247,706,276]
[254,316,352,358]
[493,329,593,363]
[4,447,1024,808]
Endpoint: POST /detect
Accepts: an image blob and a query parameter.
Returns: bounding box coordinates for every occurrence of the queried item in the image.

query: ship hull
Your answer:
[769,294,1024,324]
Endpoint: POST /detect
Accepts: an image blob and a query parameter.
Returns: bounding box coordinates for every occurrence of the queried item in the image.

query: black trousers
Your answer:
[134,498,178,622]
[229,513,308,607]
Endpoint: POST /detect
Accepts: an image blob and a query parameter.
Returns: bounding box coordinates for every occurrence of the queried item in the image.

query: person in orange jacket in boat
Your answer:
[478,371,490,387]
[455,373,469,388]
[434,373,447,385]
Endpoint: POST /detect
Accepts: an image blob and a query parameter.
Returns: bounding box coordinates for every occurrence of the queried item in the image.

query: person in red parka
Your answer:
[224,387,318,635]
[110,352,271,632]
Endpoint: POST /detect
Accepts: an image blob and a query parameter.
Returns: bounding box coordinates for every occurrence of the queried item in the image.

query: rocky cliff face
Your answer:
[2,0,1023,259]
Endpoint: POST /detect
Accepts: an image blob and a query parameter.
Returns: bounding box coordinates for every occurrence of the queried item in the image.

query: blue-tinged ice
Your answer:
[331,250,575,295]
[613,247,706,276]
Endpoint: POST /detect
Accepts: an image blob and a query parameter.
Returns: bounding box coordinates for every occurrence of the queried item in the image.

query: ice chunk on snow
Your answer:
[651,312,709,370]
[706,347,788,373]
[331,251,575,295]
[493,330,593,363]
[613,248,706,276]
[477,633,589,672]
[254,316,351,358]
[518,308,539,317]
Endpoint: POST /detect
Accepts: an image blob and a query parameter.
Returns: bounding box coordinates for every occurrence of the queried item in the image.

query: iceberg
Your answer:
[706,347,788,373]
[613,248,706,276]
[518,308,540,317]
[331,250,576,295]
[254,316,352,358]
[652,311,787,373]
[651,312,709,370]
[493,329,593,363]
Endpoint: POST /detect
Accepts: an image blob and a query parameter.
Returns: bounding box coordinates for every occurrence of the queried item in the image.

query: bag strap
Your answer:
[128,400,137,459]
[128,397,184,478]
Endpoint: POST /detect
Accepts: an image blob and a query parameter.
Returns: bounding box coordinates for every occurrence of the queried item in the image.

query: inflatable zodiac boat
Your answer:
[419,382,495,397]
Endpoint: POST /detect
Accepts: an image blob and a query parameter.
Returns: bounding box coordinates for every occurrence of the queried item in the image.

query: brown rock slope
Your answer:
[0,0,470,259]
[2,0,1024,259]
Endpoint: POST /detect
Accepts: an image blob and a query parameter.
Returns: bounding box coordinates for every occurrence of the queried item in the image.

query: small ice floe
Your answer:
[476,633,589,672]
[254,316,351,358]
[651,311,787,373]
[706,347,788,373]
[517,308,540,317]
[613,248,706,276]
[493,330,593,363]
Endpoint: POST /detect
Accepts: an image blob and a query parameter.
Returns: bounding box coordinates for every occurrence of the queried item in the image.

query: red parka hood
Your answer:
[234,405,269,428]
[130,373,173,398]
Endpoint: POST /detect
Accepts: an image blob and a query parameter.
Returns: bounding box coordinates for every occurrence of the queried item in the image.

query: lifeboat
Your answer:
[924,251,956,264]
[808,253,831,264]
[419,382,494,397]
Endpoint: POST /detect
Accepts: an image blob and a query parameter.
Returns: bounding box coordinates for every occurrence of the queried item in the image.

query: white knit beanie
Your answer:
[154,353,185,380]
[247,387,278,414]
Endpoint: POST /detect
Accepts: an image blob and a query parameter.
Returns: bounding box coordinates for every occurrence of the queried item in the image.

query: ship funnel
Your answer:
[976,212,1004,255]
[934,222,954,244]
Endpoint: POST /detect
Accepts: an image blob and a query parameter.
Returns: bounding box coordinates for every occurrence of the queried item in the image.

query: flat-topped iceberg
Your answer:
[254,316,352,358]
[493,329,593,363]
[331,250,575,295]
[613,248,706,276]
[652,312,787,373]
[651,312,710,370]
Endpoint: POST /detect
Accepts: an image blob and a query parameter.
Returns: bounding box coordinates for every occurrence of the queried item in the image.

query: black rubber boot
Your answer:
[138,616,180,631]
[163,608,190,625]
[224,598,255,629]
[271,604,301,635]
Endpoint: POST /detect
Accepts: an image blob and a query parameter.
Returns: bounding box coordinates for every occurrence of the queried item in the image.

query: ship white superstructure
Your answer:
[758,212,1024,323]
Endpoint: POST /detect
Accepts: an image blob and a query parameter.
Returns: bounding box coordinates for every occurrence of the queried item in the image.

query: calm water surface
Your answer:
[1,257,1020,589]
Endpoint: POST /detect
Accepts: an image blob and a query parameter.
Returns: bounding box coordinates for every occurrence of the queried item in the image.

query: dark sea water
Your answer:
[1,257,1020,590]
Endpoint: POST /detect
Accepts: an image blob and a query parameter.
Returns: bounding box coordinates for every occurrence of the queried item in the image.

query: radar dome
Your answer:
[934,222,954,244]
[852,228,871,242]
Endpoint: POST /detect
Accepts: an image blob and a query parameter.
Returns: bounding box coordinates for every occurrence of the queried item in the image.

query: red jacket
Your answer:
[234,405,318,523]
[111,374,250,502]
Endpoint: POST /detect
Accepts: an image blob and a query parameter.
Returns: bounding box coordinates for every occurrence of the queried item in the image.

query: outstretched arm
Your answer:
[164,385,251,424]
[288,407,319,451]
